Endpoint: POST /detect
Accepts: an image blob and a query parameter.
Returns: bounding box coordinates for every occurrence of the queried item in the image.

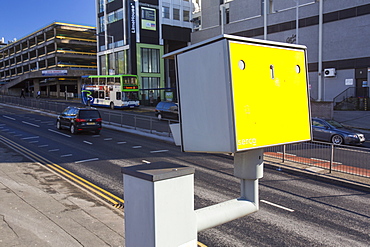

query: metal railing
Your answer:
[265,141,370,178]
[0,95,175,137]
[1,95,369,179]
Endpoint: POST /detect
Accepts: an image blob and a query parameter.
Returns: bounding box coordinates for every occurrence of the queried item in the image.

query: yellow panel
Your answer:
[229,41,311,151]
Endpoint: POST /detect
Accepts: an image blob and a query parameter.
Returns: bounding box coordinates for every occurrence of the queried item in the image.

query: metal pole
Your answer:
[264,0,267,40]
[296,0,299,44]
[330,144,334,173]
[318,0,323,101]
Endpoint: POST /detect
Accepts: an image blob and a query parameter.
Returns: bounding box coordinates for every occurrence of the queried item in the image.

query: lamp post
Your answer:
[95,33,115,75]
[295,0,299,44]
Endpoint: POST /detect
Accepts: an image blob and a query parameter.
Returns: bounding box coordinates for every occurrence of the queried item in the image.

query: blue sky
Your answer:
[1,0,96,42]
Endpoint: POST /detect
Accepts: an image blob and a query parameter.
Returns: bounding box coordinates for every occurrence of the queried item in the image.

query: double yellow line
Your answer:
[0,134,124,208]
[1,135,208,246]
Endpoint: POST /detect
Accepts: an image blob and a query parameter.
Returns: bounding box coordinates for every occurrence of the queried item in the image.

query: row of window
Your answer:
[99,47,160,75]
[162,6,190,21]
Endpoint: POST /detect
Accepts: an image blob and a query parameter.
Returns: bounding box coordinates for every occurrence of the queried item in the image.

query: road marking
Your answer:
[142,160,151,164]
[61,154,73,157]
[38,144,49,148]
[104,138,113,141]
[75,158,99,164]
[48,129,71,137]
[22,121,40,127]
[83,141,93,145]
[260,200,295,212]
[117,141,126,144]
[22,136,39,140]
[3,115,15,120]
[48,149,60,152]
[132,146,142,149]
[150,150,169,153]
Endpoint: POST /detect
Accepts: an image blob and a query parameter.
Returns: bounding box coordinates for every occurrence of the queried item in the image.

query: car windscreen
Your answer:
[326,120,344,128]
[79,110,101,119]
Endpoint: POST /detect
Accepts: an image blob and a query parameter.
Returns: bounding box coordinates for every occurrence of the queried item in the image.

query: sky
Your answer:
[0,0,96,42]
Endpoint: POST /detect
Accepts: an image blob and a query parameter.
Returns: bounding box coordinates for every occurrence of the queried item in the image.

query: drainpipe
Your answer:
[264,0,267,40]
[318,0,323,101]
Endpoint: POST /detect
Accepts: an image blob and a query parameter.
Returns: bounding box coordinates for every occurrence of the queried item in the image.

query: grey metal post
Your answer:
[196,148,263,232]
[122,162,197,247]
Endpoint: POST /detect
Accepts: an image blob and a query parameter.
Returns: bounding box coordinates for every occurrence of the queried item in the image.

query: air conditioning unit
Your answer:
[324,68,336,77]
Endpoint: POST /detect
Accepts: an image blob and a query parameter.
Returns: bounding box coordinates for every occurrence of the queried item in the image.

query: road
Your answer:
[0,105,369,246]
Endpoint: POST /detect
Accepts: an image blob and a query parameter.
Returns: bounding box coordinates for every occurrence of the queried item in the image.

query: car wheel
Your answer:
[157,113,162,121]
[331,134,344,145]
[110,102,114,110]
[56,120,62,130]
[70,124,77,134]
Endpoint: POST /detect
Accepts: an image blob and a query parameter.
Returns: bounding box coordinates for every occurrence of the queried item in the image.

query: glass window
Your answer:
[173,8,180,20]
[142,77,160,100]
[116,92,121,100]
[162,6,170,19]
[99,55,106,75]
[108,12,115,23]
[141,48,160,73]
[116,51,126,74]
[183,10,190,22]
[99,0,104,12]
[99,16,105,32]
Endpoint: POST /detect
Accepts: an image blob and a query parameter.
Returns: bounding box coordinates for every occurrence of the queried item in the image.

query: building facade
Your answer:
[0,22,97,97]
[96,0,192,105]
[190,0,370,108]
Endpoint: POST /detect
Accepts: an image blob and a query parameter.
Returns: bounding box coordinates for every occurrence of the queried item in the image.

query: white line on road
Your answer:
[48,129,71,137]
[22,136,39,140]
[132,146,142,149]
[3,115,15,120]
[260,200,295,212]
[142,160,151,164]
[75,158,99,164]
[83,141,93,145]
[150,150,169,153]
[117,141,127,144]
[38,144,49,148]
[104,138,113,141]
[22,121,40,127]
[61,154,73,157]
[48,149,60,152]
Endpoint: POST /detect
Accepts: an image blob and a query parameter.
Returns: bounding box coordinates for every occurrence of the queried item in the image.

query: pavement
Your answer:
[0,102,370,246]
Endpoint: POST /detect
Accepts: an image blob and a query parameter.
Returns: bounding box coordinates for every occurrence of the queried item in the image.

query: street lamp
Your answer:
[95,33,116,75]
[295,0,299,44]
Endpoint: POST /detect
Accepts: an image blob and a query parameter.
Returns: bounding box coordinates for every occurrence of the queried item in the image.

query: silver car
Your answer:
[312,118,365,145]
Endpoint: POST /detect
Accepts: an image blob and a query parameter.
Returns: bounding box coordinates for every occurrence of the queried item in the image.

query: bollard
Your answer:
[122,162,197,247]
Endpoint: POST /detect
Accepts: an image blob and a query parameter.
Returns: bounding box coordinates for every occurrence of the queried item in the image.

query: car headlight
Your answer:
[347,134,358,138]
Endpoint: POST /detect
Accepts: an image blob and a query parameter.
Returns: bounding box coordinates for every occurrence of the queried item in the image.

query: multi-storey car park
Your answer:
[0,22,97,98]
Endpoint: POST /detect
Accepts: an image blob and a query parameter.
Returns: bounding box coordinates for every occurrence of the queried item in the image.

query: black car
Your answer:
[154,101,179,120]
[56,106,102,134]
[312,117,365,145]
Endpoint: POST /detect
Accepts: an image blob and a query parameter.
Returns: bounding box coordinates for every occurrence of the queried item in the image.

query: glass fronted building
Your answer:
[96,0,192,105]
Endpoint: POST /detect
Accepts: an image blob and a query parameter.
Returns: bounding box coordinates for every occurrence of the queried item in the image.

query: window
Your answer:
[141,48,160,73]
[99,0,104,12]
[99,16,105,32]
[107,9,123,24]
[173,8,180,20]
[142,77,160,101]
[162,6,170,19]
[183,10,190,22]
[116,51,126,74]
